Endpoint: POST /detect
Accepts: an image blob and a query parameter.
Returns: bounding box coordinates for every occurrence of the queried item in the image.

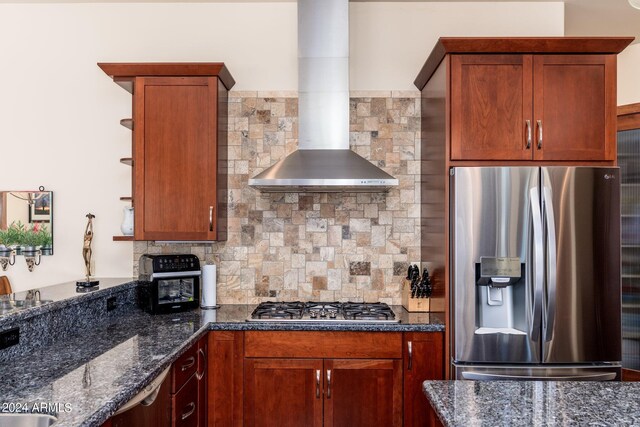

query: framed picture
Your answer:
[29,192,52,223]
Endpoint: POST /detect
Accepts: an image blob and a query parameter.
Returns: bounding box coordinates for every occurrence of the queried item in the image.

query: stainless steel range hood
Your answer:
[248,0,398,193]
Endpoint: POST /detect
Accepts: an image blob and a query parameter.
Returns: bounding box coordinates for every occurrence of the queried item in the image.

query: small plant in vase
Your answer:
[0,229,10,249]
[0,228,14,260]
[6,221,26,254]
[21,225,42,251]
[37,224,53,255]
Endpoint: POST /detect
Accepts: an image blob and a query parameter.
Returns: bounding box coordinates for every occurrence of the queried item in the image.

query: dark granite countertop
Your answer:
[0,281,444,427]
[423,380,640,426]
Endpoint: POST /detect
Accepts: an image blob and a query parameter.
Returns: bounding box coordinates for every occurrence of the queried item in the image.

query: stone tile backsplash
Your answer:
[133,91,421,305]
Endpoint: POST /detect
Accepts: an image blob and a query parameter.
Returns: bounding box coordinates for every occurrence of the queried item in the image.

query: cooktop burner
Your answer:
[247,301,399,323]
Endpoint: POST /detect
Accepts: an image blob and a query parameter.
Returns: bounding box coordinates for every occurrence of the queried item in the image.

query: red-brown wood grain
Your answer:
[323,359,402,427]
[97,63,235,91]
[414,37,633,90]
[244,358,324,427]
[172,341,199,394]
[109,372,172,427]
[208,331,244,427]
[450,54,533,160]
[532,55,616,161]
[133,77,220,241]
[403,332,445,427]
[172,373,199,427]
[244,331,402,359]
[618,103,640,131]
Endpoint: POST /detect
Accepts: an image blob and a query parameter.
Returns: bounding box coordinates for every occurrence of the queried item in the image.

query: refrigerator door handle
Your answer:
[461,371,616,381]
[530,187,544,341]
[542,185,557,343]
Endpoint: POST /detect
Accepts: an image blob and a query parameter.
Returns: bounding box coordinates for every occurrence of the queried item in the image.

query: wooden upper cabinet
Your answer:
[532,55,616,161]
[451,54,533,160]
[416,37,633,163]
[98,63,234,241]
[135,76,219,240]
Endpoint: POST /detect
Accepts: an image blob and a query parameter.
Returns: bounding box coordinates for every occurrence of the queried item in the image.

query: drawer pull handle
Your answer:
[326,370,332,399]
[408,341,413,371]
[181,402,196,420]
[537,120,543,149]
[181,356,196,372]
[209,206,214,232]
[315,369,321,398]
[196,348,206,380]
[525,120,532,149]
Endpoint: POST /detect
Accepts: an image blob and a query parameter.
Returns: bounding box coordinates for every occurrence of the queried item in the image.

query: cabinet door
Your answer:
[134,76,219,240]
[450,54,533,161]
[208,331,243,427]
[403,332,444,427]
[533,55,616,161]
[323,359,402,427]
[244,358,323,427]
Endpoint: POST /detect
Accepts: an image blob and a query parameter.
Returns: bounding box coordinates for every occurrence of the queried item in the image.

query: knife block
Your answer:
[401,278,430,312]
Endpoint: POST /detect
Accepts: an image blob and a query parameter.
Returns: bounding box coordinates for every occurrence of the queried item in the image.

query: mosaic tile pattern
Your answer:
[133,92,421,304]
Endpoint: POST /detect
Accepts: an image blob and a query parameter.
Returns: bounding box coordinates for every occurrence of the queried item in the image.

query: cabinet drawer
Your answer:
[244,331,402,359]
[172,373,199,427]
[172,343,198,393]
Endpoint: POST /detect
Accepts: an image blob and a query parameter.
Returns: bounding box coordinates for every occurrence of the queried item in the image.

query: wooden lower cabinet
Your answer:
[208,331,244,426]
[244,358,323,427]
[244,358,402,427]
[404,332,445,427]
[207,330,443,427]
[324,359,402,427]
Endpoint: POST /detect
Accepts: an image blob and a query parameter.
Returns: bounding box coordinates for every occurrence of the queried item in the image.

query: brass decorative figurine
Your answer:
[76,213,99,288]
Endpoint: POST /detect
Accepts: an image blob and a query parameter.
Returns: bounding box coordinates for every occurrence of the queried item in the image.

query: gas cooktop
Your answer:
[247,301,400,323]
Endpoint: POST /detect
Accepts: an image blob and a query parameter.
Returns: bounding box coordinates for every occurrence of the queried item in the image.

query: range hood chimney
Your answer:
[248,0,398,193]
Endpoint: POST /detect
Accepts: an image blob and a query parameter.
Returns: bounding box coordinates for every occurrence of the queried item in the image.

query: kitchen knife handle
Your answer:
[326,370,332,399]
[209,206,214,232]
[407,341,413,370]
[525,120,532,149]
[315,370,321,398]
[536,120,543,149]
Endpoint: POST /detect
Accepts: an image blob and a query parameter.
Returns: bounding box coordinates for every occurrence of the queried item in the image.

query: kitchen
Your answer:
[1,0,640,426]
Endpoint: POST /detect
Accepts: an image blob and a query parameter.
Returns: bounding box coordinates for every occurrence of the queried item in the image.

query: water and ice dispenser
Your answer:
[475,257,526,333]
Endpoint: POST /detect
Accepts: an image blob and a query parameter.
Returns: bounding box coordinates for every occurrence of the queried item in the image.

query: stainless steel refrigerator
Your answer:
[451,167,621,380]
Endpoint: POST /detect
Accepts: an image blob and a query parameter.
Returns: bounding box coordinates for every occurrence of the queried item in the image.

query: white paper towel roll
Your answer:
[201,264,218,309]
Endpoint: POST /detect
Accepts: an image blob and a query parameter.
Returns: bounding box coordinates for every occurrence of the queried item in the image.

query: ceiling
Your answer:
[1,0,638,43]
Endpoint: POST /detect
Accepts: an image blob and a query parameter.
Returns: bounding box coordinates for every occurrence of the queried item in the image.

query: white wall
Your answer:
[0,2,563,292]
[350,2,564,91]
[618,43,640,106]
